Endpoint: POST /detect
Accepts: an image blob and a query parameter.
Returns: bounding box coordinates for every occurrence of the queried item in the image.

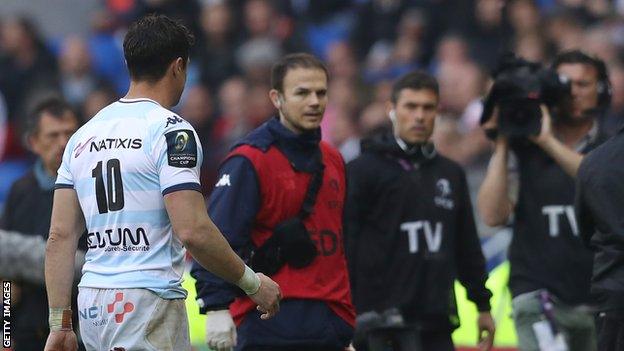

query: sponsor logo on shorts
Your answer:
[108,292,135,324]
[79,292,135,327]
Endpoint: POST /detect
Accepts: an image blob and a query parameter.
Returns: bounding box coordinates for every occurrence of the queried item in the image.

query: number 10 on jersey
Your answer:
[92,159,125,214]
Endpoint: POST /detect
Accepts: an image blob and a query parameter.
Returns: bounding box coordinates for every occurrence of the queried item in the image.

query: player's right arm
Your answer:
[44,188,84,351]
[163,190,280,318]
[45,132,83,351]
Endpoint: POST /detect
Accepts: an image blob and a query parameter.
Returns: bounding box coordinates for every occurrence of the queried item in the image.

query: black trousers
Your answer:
[597,310,624,351]
[361,328,454,351]
[421,330,454,351]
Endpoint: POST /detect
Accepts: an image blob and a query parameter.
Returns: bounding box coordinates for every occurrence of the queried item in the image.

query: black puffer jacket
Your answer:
[345,131,491,331]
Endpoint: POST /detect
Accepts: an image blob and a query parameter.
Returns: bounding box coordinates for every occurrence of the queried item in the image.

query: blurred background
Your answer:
[3,0,624,207]
[1,0,624,349]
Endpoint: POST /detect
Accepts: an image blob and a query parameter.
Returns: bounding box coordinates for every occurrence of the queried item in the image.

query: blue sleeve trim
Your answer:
[162,182,202,195]
[54,183,74,190]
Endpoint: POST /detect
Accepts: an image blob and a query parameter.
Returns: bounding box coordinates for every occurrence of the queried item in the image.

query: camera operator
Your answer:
[478,50,611,351]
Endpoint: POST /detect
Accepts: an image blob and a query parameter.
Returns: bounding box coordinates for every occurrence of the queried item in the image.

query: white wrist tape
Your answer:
[49,308,72,332]
[237,265,261,295]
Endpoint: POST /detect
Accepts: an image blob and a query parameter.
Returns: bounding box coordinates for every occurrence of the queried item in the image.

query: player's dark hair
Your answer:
[391,71,439,103]
[123,14,195,82]
[271,53,329,92]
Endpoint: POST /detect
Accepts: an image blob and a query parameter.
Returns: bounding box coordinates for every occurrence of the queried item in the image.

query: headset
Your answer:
[552,51,612,110]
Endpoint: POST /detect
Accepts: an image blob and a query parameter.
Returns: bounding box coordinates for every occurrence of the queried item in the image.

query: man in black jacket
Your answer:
[576,128,624,350]
[345,71,494,351]
[478,50,608,351]
[0,97,82,350]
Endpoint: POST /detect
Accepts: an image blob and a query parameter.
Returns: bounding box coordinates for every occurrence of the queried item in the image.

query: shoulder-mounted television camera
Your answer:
[480,53,572,138]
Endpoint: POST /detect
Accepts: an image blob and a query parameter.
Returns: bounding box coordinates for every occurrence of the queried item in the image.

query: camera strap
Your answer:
[299,149,325,219]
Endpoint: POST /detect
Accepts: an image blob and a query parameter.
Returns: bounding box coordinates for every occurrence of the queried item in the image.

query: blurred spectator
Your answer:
[358,102,390,135]
[87,9,129,94]
[195,77,254,193]
[466,0,512,69]
[180,83,218,195]
[0,96,83,351]
[139,0,202,34]
[514,32,548,62]
[0,92,7,161]
[214,76,252,147]
[583,24,619,64]
[327,41,359,82]
[81,82,118,121]
[322,77,359,143]
[330,113,360,163]
[247,83,275,126]
[181,83,215,131]
[437,62,484,117]
[287,0,352,58]
[58,35,99,108]
[507,0,542,37]
[243,0,276,39]
[545,10,585,52]
[362,13,422,85]
[195,0,240,91]
[351,0,406,59]
[0,229,85,285]
[602,62,624,133]
[240,0,300,52]
[236,37,283,84]
[430,34,471,75]
[0,16,59,120]
[434,62,490,166]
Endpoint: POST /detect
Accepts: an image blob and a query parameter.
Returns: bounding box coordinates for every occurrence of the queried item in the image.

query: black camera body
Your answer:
[481,54,572,138]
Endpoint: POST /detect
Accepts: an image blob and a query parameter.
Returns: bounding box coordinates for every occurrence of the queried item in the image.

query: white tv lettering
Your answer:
[401,221,443,253]
[542,205,579,237]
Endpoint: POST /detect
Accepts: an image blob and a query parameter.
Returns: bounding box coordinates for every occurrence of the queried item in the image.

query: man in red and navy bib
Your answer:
[191,53,354,351]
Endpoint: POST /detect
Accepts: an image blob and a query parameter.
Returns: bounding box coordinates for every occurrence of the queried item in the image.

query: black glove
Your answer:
[249,235,283,276]
[276,217,318,268]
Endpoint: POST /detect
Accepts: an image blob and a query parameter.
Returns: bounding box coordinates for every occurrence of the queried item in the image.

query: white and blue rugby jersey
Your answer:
[55,98,203,299]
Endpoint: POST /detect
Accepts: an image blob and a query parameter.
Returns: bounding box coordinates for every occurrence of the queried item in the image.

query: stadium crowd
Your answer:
[4,1,624,350]
[1,0,624,201]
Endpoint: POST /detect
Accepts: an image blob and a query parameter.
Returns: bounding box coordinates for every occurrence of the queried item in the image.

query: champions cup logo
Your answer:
[165,129,197,168]
[174,131,189,152]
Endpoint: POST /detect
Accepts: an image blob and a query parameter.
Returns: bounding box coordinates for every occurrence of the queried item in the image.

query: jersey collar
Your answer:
[118,98,161,106]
